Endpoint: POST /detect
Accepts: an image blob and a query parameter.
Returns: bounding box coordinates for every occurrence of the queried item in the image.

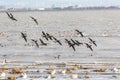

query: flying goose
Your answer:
[46,33,53,40]
[74,40,83,46]
[31,39,39,48]
[85,43,93,51]
[75,29,84,37]
[88,37,97,46]
[42,31,48,41]
[6,12,17,21]
[30,16,38,25]
[21,32,27,42]
[52,36,62,45]
[39,38,47,45]
[65,39,76,51]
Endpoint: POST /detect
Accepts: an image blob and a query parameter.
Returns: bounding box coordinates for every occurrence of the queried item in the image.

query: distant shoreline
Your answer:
[0,8,120,12]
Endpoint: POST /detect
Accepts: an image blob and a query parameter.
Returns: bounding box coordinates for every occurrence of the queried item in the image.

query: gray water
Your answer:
[0,10,120,63]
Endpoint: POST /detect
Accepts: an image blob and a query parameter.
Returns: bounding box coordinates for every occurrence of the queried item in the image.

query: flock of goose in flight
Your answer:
[5,12,97,53]
[1,11,120,80]
[6,12,38,25]
[21,30,97,52]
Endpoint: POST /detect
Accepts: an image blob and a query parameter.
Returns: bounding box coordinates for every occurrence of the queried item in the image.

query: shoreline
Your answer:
[0,8,120,13]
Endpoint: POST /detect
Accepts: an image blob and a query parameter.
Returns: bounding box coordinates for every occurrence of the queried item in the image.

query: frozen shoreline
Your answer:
[0,61,120,80]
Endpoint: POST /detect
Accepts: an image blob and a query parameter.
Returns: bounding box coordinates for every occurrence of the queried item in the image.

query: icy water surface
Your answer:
[0,10,120,80]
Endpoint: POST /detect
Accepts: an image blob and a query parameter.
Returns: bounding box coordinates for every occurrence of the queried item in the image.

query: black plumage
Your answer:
[65,39,76,51]
[42,31,48,41]
[6,12,17,21]
[46,33,53,40]
[52,36,62,45]
[85,43,93,51]
[31,39,39,48]
[88,37,97,46]
[30,16,38,25]
[70,39,83,46]
[75,29,84,37]
[21,32,27,42]
[70,39,76,45]
[39,38,47,45]
[54,55,61,60]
